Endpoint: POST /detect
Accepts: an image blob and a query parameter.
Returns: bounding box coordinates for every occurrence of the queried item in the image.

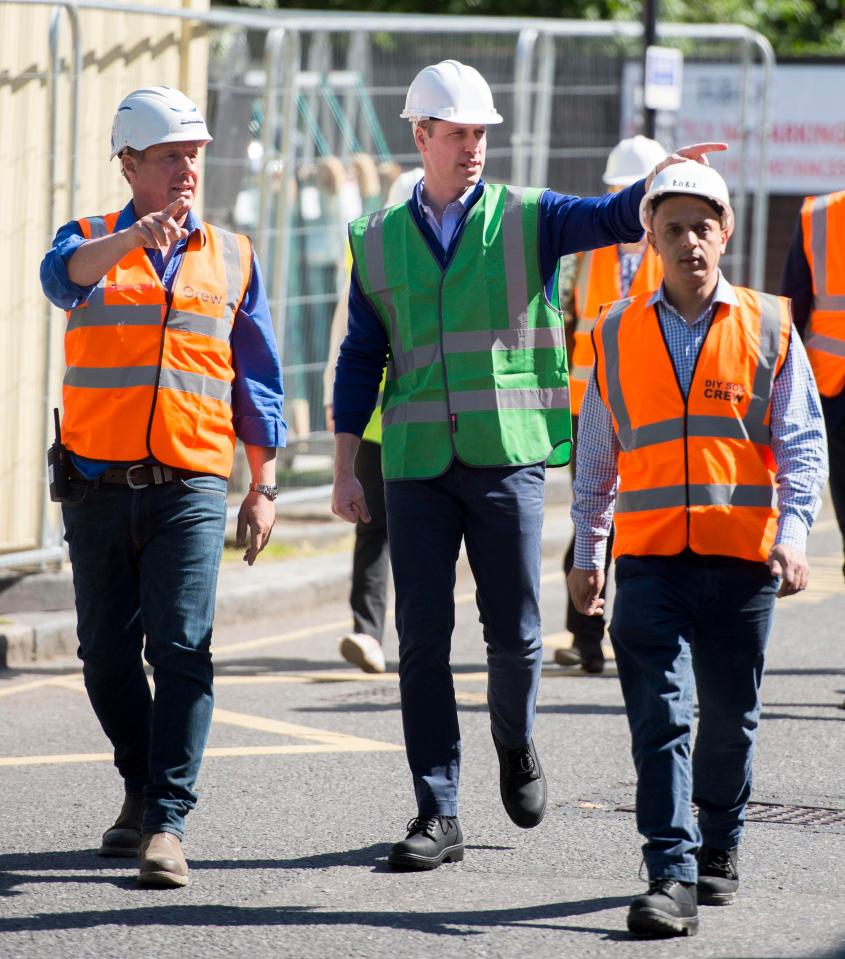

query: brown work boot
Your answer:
[138,832,189,888]
[98,792,144,858]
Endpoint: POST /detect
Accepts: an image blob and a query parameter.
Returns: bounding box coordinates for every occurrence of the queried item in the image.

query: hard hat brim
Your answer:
[110,131,213,161]
[400,109,503,125]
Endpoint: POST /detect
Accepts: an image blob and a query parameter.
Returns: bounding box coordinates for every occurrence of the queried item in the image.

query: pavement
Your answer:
[0,472,843,958]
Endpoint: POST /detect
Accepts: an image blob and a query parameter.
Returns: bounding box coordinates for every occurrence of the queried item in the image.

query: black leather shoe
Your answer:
[388,816,464,870]
[492,732,547,828]
[697,845,739,905]
[553,636,605,674]
[627,879,699,938]
[98,792,144,857]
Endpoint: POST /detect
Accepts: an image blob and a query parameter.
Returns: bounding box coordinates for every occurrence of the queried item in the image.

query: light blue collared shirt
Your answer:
[414,179,477,251]
[572,272,828,567]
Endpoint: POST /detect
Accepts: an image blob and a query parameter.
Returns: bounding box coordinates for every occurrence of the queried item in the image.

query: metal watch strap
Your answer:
[249,482,278,500]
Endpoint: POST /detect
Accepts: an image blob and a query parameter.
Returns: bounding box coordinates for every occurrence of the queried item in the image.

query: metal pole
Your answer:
[530,32,555,188]
[750,33,774,291]
[642,0,657,138]
[512,29,538,186]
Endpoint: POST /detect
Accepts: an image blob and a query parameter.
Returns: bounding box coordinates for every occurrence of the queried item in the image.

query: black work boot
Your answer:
[492,732,547,828]
[697,845,739,905]
[627,879,699,938]
[98,792,145,857]
[387,816,464,871]
[553,635,605,673]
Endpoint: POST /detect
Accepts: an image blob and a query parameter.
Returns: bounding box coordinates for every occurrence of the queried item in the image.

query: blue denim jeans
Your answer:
[610,552,778,882]
[62,474,227,838]
[386,460,546,817]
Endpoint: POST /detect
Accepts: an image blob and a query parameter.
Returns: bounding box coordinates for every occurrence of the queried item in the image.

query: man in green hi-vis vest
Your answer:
[332,57,726,871]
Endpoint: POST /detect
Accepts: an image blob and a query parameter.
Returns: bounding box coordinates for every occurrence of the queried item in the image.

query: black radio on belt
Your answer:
[47,407,71,503]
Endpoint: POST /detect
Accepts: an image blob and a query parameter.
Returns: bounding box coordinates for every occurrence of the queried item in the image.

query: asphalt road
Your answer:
[1,500,843,958]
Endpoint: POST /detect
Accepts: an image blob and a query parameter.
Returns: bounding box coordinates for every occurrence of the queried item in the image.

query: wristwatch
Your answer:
[249,482,279,501]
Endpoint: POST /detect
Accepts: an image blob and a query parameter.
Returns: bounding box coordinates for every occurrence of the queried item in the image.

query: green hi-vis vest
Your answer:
[348,184,572,480]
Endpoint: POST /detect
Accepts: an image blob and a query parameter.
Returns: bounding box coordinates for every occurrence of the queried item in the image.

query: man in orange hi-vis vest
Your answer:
[781,190,845,580]
[557,136,666,674]
[568,160,827,938]
[40,87,286,889]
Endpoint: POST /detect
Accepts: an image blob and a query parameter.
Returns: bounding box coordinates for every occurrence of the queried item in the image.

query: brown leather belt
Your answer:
[70,463,200,489]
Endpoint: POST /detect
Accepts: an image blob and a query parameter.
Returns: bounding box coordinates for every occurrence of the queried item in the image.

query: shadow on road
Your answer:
[0,890,632,939]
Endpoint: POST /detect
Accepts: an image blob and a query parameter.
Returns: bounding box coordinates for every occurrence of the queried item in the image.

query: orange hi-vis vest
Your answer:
[593,287,791,562]
[801,190,845,398]
[570,243,662,415]
[63,212,253,478]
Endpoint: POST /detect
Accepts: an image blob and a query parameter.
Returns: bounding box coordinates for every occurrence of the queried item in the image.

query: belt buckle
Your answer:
[126,464,149,490]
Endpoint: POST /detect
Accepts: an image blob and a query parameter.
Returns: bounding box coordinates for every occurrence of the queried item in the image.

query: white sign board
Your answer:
[644,46,683,111]
[622,63,845,195]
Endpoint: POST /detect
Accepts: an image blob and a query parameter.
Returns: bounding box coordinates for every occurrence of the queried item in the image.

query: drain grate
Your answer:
[744,802,845,827]
[612,801,845,827]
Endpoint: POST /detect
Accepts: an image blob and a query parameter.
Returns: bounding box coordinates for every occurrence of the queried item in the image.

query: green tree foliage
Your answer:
[256,0,845,56]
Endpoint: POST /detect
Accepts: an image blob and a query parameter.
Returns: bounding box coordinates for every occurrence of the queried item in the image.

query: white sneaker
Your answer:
[339,633,386,674]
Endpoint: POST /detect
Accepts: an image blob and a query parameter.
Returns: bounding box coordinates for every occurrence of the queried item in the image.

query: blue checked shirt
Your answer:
[572,272,828,568]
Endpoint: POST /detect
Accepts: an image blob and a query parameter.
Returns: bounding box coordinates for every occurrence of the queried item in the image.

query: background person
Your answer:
[556,135,666,674]
[781,190,845,580]
[332,58,725,872]
[40,85,286,889]
[568,161,827,938]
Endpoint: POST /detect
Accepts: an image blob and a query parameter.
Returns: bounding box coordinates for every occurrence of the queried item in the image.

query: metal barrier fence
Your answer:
[0,1,774,568]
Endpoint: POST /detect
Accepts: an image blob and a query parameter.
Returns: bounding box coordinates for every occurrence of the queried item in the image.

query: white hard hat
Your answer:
[400,60,503,126]
[110,86,212,160]
[386,167,424,206]
[603,135,667,186]
[640,160,734,236]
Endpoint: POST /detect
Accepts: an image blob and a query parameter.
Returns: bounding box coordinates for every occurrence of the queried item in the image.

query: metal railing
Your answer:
[0,0,774,569]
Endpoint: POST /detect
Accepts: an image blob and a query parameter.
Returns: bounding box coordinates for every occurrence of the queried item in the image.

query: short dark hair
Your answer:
[650,192,724,221]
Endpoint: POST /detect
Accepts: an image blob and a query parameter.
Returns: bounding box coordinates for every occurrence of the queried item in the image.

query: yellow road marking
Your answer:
[211,707,402,751]
[0,675,80,699]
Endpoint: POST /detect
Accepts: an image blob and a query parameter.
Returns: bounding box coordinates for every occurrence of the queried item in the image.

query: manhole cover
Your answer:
[613,801,845,827]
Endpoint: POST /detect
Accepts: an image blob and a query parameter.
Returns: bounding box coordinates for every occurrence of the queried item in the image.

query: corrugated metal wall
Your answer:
[0,0,209,555]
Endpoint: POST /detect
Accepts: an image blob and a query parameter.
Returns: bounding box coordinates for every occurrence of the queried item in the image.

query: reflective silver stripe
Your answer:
[810,196,829,296]
[450,387,569,413]
[616,482,774,513]
[382,401,448,427]
[598,297,635,448]
[168,309,232,342]
[85,216,109,239]
[814,293,845,310]
[502,187,529,335]
[805,332,845,358]
[574,316,597,334]
[616,485,687,512]
[64,365,159,388]
[66,287,162,331]
[443,326,565,353]
[63,364,231,404]
[619,414,771,450]
[687,414,770,445]
[689,483,776,508]
[570,366,592,382]
[217,227,246,321]
[744,292,782,443]
[364,208,426,379]
[158,368,232,404]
